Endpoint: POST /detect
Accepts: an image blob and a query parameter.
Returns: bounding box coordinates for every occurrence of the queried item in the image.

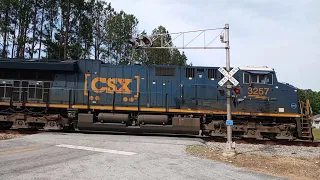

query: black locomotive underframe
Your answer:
[0,105,302,141]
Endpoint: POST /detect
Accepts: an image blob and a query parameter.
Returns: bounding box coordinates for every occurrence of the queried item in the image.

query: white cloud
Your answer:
[107,0,320,91]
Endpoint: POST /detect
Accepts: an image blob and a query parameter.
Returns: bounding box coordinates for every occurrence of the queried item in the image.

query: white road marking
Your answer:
[56,144,137,156]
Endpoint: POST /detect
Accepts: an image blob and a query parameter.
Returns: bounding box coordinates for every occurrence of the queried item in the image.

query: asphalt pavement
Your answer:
[0,131,286,180]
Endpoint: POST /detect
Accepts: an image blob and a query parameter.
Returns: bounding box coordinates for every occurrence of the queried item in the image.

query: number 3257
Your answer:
[248,87,269,95]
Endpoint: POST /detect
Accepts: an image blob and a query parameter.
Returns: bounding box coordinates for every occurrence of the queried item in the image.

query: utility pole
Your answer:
[222,24,236,157]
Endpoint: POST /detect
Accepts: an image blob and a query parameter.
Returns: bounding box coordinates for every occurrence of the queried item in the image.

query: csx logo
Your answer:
[84,74,140,97]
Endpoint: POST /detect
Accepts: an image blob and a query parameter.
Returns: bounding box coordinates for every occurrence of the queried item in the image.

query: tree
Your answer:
[104,10,139,64]
[134,25,189,66]
[0,0,190,66]
[298,89,320,114]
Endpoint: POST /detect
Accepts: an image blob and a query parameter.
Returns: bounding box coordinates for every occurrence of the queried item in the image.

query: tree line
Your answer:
[298,89,320,115]
[0,0,189,65]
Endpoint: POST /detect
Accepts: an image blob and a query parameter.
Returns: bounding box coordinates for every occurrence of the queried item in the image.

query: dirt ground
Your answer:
[186,145,320,180]
[0,133,24,140]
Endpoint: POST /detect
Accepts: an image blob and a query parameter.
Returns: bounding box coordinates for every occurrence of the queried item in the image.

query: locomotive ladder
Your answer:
[299,99,313,140]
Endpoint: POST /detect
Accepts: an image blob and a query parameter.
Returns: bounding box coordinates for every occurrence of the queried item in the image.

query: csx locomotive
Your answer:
[0,58,313,140]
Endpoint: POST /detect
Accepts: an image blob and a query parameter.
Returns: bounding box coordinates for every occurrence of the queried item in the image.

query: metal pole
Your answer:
[225,24,232,143]
[223,23,236,157]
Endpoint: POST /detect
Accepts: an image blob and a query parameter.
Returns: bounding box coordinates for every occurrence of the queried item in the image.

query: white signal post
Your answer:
[130,23,236,156]
[218,68,238,157]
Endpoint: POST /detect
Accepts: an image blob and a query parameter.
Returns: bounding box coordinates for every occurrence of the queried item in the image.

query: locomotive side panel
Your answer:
[0,60,78,130]
[50,73,77,104]
[76,60,148,108]
[148,66,181,108]
[233,69,299,115]
[0,68,55,104]
[0,59,311,140]
[180,67,223,110]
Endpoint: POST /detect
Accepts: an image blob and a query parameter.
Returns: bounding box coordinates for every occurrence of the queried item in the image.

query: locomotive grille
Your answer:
[155,67,175,76]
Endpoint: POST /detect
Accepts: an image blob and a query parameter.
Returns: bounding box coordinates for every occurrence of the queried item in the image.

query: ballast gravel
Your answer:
[0,133,23,140]
[206,141,320,159]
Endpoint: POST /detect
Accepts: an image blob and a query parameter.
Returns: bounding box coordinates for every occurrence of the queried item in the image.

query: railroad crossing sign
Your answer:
[218,67,239,86]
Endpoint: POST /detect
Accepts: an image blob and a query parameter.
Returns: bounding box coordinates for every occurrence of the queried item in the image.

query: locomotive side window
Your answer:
[266,73,273,84]
[28,84,36,99]
[2,81,13,98]
[243,72,273,85]
[13,81,20,101]
[28,81,44,100]
[251,74,258,83]
[243,73,250,83]
[36,84,43,99]
[43,82,51,102]
[0,84,4,98]
[0,82,13,99]
[22,81,29,102]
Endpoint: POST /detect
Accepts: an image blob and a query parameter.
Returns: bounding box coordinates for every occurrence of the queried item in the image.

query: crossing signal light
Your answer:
[128,35,153,49]
[128,39,140,49]
[141,36,152,47]
[234,88,241,94]
[218,87,225,96]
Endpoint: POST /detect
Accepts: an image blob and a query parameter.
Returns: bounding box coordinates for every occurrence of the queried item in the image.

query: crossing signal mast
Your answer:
[129,24,236,157]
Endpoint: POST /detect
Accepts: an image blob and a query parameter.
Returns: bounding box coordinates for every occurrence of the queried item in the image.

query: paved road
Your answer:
[0,132,285,180]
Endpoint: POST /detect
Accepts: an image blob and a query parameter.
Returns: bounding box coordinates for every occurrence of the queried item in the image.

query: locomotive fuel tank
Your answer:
[98,113,130,124]
[137,115,169,125]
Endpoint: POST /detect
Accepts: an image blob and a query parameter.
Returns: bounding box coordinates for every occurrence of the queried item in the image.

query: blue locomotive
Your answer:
[0,58,313,140]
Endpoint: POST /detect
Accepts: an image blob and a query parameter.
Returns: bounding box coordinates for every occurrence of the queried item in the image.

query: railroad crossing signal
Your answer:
[218,67,239,86]
[128,35,153,49]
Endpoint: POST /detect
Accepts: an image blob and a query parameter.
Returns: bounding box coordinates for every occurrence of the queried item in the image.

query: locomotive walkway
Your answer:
[0,132,286,180]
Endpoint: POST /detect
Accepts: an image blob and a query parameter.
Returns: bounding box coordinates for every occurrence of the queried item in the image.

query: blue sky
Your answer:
[107,0,320,91]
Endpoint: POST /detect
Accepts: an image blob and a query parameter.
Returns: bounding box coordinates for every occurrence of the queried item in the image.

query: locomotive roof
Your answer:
[239,66,274,71]
[0,58,78,72]
[0,58,275,73]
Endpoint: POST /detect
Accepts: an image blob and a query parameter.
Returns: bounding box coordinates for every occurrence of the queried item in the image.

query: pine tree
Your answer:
[0,0,190,66]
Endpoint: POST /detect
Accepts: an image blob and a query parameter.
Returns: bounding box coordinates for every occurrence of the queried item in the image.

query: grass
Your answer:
[186,145,320,180]
[313,128,320,140]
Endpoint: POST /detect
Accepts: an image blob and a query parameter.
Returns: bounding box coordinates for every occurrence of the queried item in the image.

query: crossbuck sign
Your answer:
[218,67,239,86]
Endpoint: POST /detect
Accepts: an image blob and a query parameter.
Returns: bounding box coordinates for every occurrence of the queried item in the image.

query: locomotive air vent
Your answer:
[207,69,217,79]
[155,67,175,76]
[186,68,195,78]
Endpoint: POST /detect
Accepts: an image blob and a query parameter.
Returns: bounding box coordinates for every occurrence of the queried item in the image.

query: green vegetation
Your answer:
[298,89,320,114]
[0,0,189,66]
[313,128,320,140]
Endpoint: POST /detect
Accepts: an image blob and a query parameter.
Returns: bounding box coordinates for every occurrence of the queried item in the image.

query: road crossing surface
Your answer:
[0,132,286,180]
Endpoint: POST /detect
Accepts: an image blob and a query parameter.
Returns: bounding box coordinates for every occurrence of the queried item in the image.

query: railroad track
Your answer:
[1,129,320,147]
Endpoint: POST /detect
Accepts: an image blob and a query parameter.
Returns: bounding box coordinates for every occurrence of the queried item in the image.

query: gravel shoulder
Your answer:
[0,133,23,140]
[186,142,320,180]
